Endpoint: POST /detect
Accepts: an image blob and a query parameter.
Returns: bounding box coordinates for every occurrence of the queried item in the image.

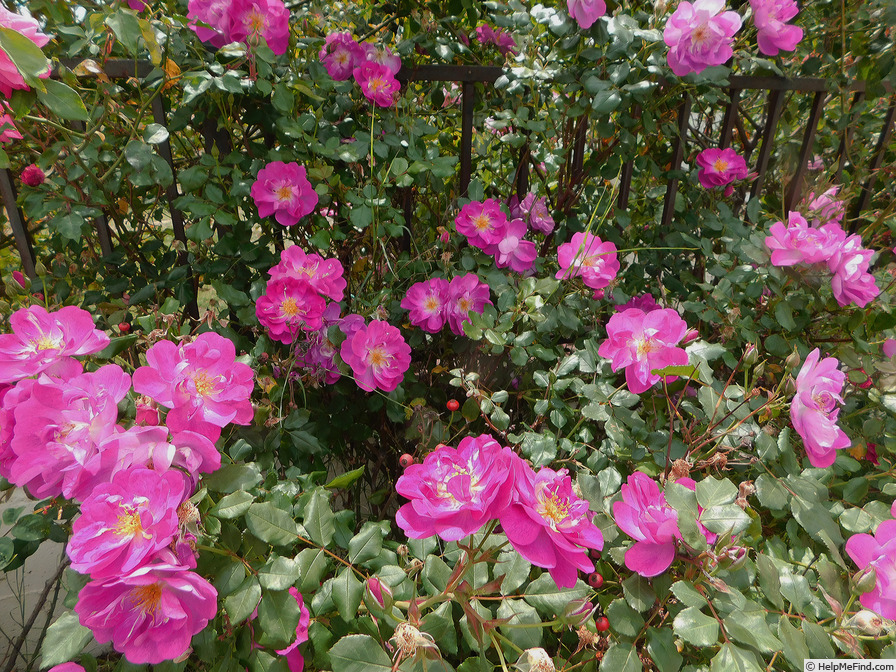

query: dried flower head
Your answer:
[390,622,437,661]
[515,648,555,672]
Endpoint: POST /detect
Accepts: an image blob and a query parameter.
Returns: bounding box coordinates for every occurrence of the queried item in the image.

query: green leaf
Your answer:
[330,567,363,618]
[496,549,531,593]
[204,463,262,493]
[258,589,301,649]
[245,502,298,546]
[297,548,328,593]
[143,123,169,145]
[803,621,835,659]
[326,466,365,489]
[421,602,458,656]
[0,27,49,91]
[329,635,393,672]
[606,599,644,638]
[755,474,789,511]
[673,606,719,647]
[700,503,751,535]
[671,580,708,608]
[224,575,261,624]
[723,605,782,653]
[665,481,706,551]
[37,80,89,121]
[599,644,640,672]
[622,574,656,612]
[523,574,589,615]
[710,642,764,672]
[106,10,143,54]
[774,301,796,331]
[258,555,301,591]
[40,612,93,669]
[497,599,542,650]
[756,554,784,610]
[93,334,138,360]
[0,537,13,570]
[778,616,810,669]
[695,477,738,508]
[210,491,254,519]
[348,523,383,564]
[304,489,335,546]
[646,628,683,672]
[51,213,84,241]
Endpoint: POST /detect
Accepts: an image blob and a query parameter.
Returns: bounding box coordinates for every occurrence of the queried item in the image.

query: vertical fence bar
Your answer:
[459,81,475,196]
[784,90,826,211]
[0,169,36,278]
[719,88,740,148]
[747,88,785,213]
[515,141,530,198]
[834,89,866,184]
[850,95,896,227]
[571,116,587,183]
[660,95,691,230]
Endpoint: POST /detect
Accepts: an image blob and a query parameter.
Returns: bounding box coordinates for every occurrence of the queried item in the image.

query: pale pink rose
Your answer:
[664,0,742,77]
[187,0,233,48]
[790,348,850,468]
[555,232,620,291]
[613,472,681,577]
[883,339,896,359]
[803,186,845,227]
[749,0,803,56]
[494,219,538,273]
[251,161,318,227]
[695,147,748,188]
[827,233,880,308]
[108,424,221,476]
[446,274,492,336]
[764,212,845,267]
[845,520,896,620]
[401,277,450,333]
[567,0,607,29]
[339,320,411,392]
[359,43,402,75]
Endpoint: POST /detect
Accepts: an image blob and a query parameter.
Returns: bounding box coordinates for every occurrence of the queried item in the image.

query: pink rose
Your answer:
[664,0,742,77]
[695,147,748,189]
[790,348,850,468]
[251,161,319,227]
[339,320,411,392]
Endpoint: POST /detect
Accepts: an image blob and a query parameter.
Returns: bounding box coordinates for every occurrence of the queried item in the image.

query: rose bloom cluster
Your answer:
[473,24,518,56]
[395,435,604,588]
[765,210,880,307]
[401,274,492,337]
[555,231,620,297]
[0,306,261,665]
[319,33,402,108]
[455,199,539,274]
[188,0,290,54]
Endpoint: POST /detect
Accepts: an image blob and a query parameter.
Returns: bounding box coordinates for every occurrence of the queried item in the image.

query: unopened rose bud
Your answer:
[784,350,801,371]
[11,271,26,289]
[743,344,758,366]
[852,566,877,595]
[561,599,595,628]
[20,164,45,187]
[753,361,765,380]
[682,328,700,344]
[365,576,394,611]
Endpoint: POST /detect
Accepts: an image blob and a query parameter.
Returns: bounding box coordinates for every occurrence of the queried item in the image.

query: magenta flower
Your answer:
[555,232,620,291]
[21,164,45,186]
[845,520,896,620]
[396,435,519,541]
[187,0,233,48]
[75,554,218,665]
[360,43,402,75]
[474,25,518,55]
[295,305,362,385]
[229,0,290,54]
[319,32,365,81]
[884,339,896,359]
[827,234,880,308]
[251,161,318,227]
[276,588,311,671]
[133,332,254,442]
[269,246,346,302]
[353,61,401,108]
[256,277,327,343]
[495,219,538,273]
[598,308,690,394]
[510,193,555,234]
[501,466,604,589]
[446,274,492,336]
[613,472,681,577]
[764,212,845,267]
[615,294,660,313]
[804,187,845,227]
[696,148,748,189]
[663,0,742,77]
[750,0,803,56]
[401,278,450,333]
[128,0,147,10]
[136,395,160,426]
[6,365,130,501]
[67,468,188,579]
[567,0,607,29]
[0,110,21,145]
[0,305,110,384]
[791,349,850,468]
[111,425,221,476]
[0,7,51,97]
[340,320,411,392]
[455,199,509,251]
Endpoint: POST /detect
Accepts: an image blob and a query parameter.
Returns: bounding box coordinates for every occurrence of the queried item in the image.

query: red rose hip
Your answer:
[587,572,604,589]
[595,616,610,632]
[446,399,460,411]
[399,453,414,468]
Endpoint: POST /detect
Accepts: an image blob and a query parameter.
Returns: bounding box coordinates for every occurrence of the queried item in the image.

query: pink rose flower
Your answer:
[695,147,748,188]
[663,0,742,77]
[251,161,318,227]
[111,425,220,477]
[613,472,681,577]
[276,588,311,671]
[228,0,290,54]
[269,246,346,302]
[401,277,450,333]
[446,273,492,336]
[615,294,660,313]
[495,219,538,273]
[67,467,188,579]
[353,61,401,108]
[128,0,147,10]
[360,43,402,75]
[132,333,254,442]
[791,348,850,468]
[0,7,51,97]
[500,465,604,589]
[0,109,21,145]
[455,199,509,251]
[510,193,555,234]
[21,164,45,187]
[764,212,845,267]
[339,320,411,392]
[845,520,896,620]
[567,0,607,29]
[749,0,803,56]
[597,308,690,394]
[48,665,86,672]
[827,234,880,308]
[75,553,217,665]
[0,305,110,384]
[319,32,364,81]
[136,395,160,426]
[883,339,896,359]
[295,305,360,385]
[804,186,845,227]
[256,277,327,343]
[555,232,620,291]
[396,435,519,541]
[187,0,233,48]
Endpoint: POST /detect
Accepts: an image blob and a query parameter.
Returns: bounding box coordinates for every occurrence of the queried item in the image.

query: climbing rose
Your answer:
[845,520,896,620]
[251,161,318,227]
[567,0,607,29]
[613,472,681,577]
[268,246,346,302]
[495,219,538,273]
[133,332,254,442]
[765,212,845,267]
[446,274,492,336]
[354,61,401,108]
[474,24,518,55]
[128,0,147,9]
[396,435,519,541]
[256,277,327,343]
[21,164,45,186]
[67,468,188,579]
[229,0,290,54]
[663,0,742,77]
[359,43,402,75]
[827,233,880,308]
[749,0,803,56]
[501,465,604,589]
[276,588,311,671]
[695,147,748,189]
[187,0,233,47]
[615,294,660,313]
[555,232,620,291]
[510,193,555,234]
[791,348,850,468]
[0,305,110,384]
[804,186,845,227]
[0,109,21,144]
[455,199,508,252]
[0,7,51,97]
[339,320,411,392]
[598,308,690,394]
[401,277,450,333]
[319,32,364,81]
[75,554,217,665]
